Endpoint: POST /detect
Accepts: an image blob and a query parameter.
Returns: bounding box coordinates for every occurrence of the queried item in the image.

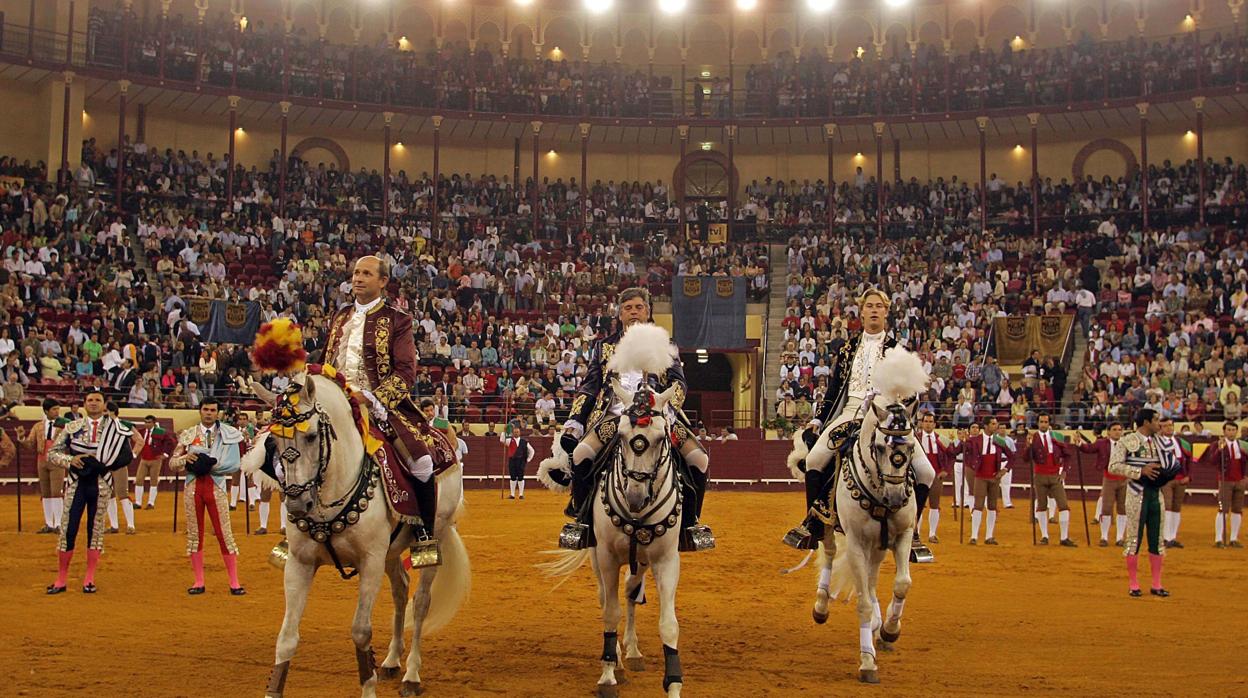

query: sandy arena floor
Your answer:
[1,489,1244,697]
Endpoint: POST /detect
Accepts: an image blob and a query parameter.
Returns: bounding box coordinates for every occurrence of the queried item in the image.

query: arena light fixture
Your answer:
[700,142,714,151]
[805,0,835,13]
[882,0,910,8]
[700,69,711,78]
[736,0,759,10]
[659,0,687,14]
[514,0,534,6]
[584,0,614,14]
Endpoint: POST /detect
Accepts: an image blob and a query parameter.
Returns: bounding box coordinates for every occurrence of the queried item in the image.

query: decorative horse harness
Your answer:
[838,403,916,551]
[270,389,388,580]
[602,389,683,574]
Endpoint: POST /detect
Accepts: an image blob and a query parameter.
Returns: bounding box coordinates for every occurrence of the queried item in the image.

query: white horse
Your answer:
[246,374,469,698]
[539,378,687,698]
[804,348,927,684]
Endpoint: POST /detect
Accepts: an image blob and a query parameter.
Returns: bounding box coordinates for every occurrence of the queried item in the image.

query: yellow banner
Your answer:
[993,315,1074,364]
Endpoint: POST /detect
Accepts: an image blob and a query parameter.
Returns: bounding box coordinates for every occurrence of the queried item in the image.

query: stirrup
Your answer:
[558,522,592,550]
[679,523,716,552]
[783,522,822,550]
[409,527,442,569]
[909,540,935,564]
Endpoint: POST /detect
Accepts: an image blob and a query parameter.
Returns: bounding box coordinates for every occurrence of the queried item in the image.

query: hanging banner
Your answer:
[189,298,263,345]
[672,275,746,350]
[993,315,1074,364]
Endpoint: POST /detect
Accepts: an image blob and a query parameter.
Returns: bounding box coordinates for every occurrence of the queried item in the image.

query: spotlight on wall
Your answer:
[700,142,714,151]
[235,127,245,134]
[514,0,534,6]
[806,0,836,12]
[584,0,614,14]
[659,0,687,14]
[700,69,712,78]
[883,0,910,8]
[395,141,404,148]
[547,149,558,157]
[736,0,759,9]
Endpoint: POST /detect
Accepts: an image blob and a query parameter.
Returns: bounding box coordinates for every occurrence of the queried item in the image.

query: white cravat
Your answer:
[1041,431,1052,453]
[924,432,937,454]
[1231,439,1242,460]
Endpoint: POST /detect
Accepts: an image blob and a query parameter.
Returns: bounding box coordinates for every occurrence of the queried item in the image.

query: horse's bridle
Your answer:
[271,392,354,510]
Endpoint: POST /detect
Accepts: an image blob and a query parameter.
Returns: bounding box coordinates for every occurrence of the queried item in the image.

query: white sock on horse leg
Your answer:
[1100,516,1110,541]
[971,510,982,540]
[1059,510,1070,540]
[408,455,434,482]
[684,448,709,473]
[888,596,906,621]
[928,510,940,538]
[986,510,997,539]
[1036,510,1049,539]
[107,499,118,529]
[1233,514,1242,541]
[817,567,831,591]
[859,624,875,655]
[1215,514,1225,543]
[259,501,270,528]
[1116,515,1126,541]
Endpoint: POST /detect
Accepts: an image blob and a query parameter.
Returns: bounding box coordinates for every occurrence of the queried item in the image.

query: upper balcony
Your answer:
[1,1,1245,140]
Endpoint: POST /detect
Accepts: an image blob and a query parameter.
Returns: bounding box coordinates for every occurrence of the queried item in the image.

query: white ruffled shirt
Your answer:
[848,330,886,400]
[338,296,382,392]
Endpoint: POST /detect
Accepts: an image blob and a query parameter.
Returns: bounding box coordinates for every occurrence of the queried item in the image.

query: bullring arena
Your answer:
[2,487,1246,695]
[3,0,1248,694]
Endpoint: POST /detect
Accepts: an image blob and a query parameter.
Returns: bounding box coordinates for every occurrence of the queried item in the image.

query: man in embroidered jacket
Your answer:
[45,389,134,595]
[1108,408,1173,597]
[323,256,453,542]
[170,399,247,596]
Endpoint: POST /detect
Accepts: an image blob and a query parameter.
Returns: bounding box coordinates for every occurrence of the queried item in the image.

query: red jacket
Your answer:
[916,429,949,474]
[137,428,176,461]
[961,434,1015,480]
[1028,431,1073,476]
[1200,439,1246,482]
[1078,437,1121,481]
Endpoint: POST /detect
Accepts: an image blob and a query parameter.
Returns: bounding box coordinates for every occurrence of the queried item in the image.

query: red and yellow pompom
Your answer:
[252,318,307,374]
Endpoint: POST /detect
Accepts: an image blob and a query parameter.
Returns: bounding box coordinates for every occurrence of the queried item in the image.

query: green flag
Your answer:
[992,434,1011,449]
[1177,438,1193,457]
[432,417,450,430]
[1050,431,1068,443]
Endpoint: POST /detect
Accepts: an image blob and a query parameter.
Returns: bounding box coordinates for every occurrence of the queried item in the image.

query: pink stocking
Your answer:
[1148,553,1163,590]
[1126,554,1140,591]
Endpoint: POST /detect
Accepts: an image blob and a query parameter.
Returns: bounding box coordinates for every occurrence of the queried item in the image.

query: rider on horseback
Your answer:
[321,255,454,564]
[553,287,714,552]
[783,288,935,550]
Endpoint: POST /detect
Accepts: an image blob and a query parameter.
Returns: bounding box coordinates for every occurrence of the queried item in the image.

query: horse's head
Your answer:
[611,376,676,513]
[254,376,337,517]
[864,395,919,509]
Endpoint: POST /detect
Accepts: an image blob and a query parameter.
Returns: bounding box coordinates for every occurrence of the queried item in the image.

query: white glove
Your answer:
[361,390,389,423]
[562,420,585,439]
[806,419,822,431]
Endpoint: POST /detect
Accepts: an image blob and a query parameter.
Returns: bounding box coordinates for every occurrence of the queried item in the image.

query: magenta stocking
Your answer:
[223,553,242,590]
[1149,553,1163,590]
[190,552,206,587]
[1126,554,1140,591]
[84,550,101,586]
[54,550,73,587]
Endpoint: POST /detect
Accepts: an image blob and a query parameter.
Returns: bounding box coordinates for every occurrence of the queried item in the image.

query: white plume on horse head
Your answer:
[607,323,678,377]
[872,346,929,405]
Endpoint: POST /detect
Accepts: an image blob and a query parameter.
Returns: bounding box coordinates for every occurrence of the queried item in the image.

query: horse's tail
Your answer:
[819,532,858,602]
[410,524,470,637]
[535,548,592,591]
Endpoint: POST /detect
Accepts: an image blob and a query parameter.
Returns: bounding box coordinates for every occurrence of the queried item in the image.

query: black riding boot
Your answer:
[409,477,442,568]
[783,469,826,550]
[679,467,715,552]
[559,458,596,550]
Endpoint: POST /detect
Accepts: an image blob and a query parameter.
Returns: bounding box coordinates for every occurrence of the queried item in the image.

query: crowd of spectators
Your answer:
[76,5,1248,121]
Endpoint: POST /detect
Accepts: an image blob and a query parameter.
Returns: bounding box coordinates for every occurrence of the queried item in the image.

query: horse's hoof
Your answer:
[859,669,880,684]
[596,683,620,698]
[666,682,683,697]
[879,627,901,643]
[812,607,829,624]
[399,680,423,696]
[377,666,400,680]
[625,656,646,672]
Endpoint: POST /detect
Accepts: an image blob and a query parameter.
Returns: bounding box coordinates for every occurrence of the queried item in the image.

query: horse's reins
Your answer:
[273,391,382,580]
